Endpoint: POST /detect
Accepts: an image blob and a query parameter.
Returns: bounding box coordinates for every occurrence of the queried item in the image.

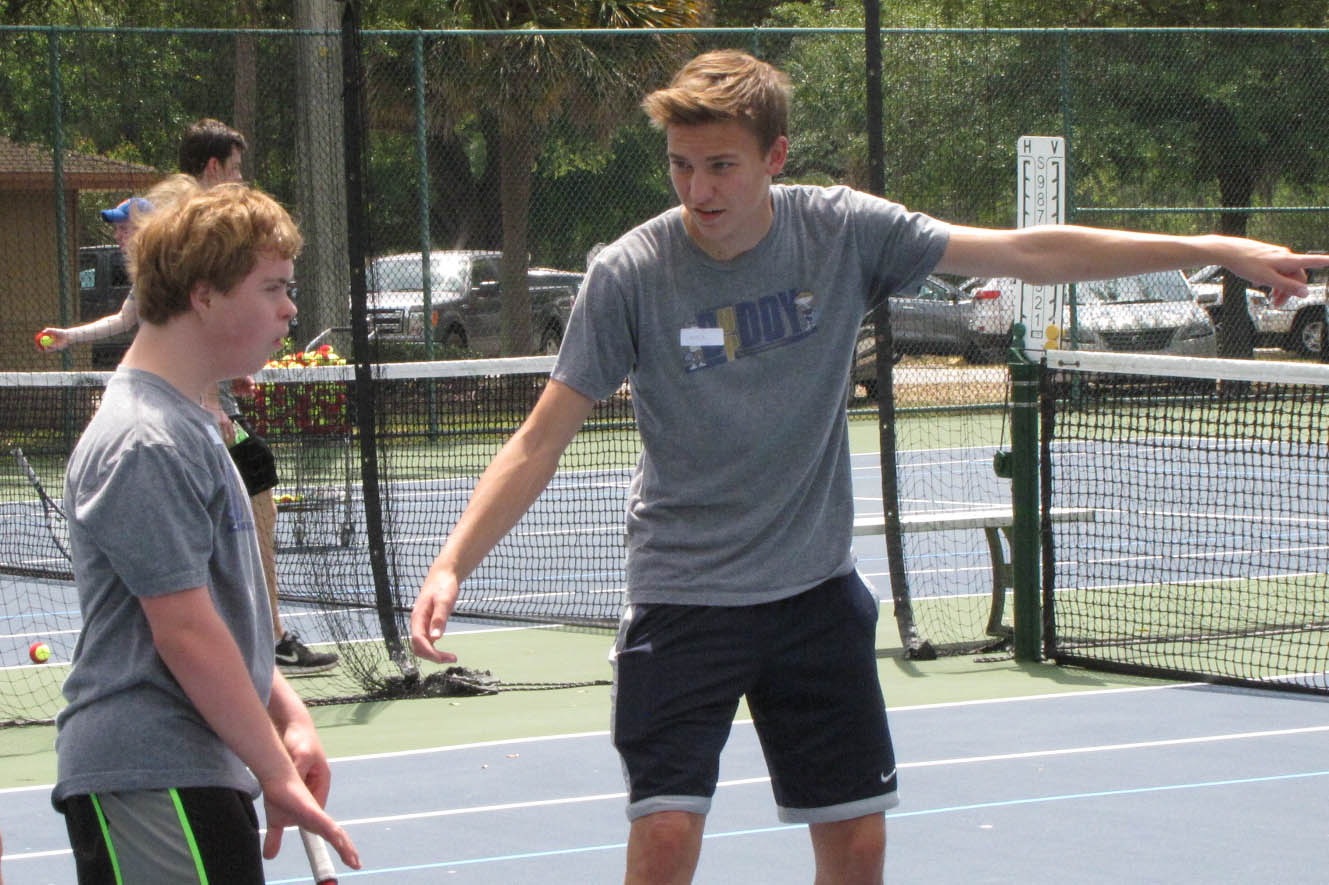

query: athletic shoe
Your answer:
[275,631,339,676]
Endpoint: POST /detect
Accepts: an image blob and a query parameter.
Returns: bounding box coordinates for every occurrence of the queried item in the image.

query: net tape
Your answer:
[0,358,637,723]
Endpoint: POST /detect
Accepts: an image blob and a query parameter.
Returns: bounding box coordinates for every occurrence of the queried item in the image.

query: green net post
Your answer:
[1008,331,1042,661]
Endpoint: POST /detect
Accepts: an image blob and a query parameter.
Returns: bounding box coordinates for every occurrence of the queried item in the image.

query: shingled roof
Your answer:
[0,134,159,189]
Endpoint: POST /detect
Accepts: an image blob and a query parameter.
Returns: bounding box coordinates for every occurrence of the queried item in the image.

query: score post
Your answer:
[1016,136,1067,359]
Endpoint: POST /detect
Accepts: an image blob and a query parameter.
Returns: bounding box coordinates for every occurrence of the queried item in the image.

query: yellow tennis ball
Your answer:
[38,334,54,348]
[29,641,51,663]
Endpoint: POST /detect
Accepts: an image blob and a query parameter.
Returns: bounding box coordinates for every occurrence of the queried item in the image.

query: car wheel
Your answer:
[538,322,563,355]
[1290,312,1323,357]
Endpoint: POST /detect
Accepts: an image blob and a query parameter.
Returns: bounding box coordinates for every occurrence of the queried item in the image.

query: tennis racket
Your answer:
[300,828,338,884]
[12,446,72,563]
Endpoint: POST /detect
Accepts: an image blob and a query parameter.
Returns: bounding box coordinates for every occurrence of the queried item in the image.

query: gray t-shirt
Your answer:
[553,184,949,606]
[53,367,274,804]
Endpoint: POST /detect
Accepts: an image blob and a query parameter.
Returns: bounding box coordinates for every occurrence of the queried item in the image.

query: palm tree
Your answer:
[395,0,707,354]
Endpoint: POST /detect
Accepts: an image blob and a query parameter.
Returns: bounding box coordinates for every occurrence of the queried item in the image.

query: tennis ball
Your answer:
[37,333,54,349]
[28,641,51,664]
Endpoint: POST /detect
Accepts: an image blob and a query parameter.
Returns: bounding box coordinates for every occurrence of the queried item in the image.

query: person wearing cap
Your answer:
[34,196,152,353]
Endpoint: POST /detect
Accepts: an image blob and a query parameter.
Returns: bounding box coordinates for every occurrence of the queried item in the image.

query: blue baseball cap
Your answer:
[100,197,152,225]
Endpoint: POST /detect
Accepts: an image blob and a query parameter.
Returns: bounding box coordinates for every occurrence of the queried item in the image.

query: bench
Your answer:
[852,506,1096,639]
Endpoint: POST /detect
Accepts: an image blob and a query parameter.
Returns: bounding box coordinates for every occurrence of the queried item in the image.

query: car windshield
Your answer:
[369,255,466,293]
[1078,271,1192,305]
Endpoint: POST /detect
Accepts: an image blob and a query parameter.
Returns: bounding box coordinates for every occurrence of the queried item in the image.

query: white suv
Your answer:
[1188,265,1327,356]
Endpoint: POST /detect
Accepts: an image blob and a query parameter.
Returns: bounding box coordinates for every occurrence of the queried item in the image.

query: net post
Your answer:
[1009,352,1042,661]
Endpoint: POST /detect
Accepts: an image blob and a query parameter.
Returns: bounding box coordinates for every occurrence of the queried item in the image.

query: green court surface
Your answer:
[0,617,1167,792]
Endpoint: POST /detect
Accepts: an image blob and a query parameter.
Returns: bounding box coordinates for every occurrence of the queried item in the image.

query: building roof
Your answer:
[0,134,159,190]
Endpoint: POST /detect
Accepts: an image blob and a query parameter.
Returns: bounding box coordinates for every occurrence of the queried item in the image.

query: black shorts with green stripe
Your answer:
[59,787,263,884]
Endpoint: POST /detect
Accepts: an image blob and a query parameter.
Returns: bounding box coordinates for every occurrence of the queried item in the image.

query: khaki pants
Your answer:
[217,410,282,640]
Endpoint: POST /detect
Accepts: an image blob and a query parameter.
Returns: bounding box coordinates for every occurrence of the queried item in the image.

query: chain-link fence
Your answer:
[2,25,1328,718]
[4,26,1327,369]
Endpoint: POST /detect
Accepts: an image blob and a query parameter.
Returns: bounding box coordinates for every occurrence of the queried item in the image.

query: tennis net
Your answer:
[1040,349,1329,694]
[0,357,639,723]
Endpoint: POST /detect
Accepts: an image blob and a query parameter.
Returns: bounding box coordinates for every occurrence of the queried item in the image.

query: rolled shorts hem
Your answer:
[777,791,899,825]
[625,793,712,821]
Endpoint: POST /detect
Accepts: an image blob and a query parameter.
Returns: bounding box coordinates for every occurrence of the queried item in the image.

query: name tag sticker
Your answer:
[681,327,724,347]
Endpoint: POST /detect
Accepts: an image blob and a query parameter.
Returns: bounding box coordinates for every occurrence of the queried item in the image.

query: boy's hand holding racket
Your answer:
[260,768,360,873]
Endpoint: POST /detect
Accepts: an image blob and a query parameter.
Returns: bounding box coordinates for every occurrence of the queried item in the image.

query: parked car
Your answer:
[365,250,583,356]
[853,275,1007,387]
[1187,264,1327,356]
[967,270,1217,357]
[853,270,1214,393]
[77,244,133,368]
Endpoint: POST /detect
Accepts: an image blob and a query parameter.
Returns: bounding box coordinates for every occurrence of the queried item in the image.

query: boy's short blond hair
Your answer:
[130,183,302,325]
[641,50,791,151]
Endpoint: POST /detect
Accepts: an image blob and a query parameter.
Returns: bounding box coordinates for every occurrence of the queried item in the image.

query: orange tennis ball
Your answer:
[29,641,51,664]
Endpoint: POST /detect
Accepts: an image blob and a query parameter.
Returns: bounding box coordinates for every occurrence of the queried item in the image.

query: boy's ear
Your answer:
[189,280,217,313]
[765,135,789,177]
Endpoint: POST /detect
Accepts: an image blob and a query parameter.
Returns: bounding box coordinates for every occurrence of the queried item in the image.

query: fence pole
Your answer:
[414,33,434,364]
[47,28,71,371]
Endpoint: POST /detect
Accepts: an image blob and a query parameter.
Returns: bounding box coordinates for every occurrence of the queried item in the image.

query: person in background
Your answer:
[34,196,150,353]
[38,118,338,676]
[178,118,339,677]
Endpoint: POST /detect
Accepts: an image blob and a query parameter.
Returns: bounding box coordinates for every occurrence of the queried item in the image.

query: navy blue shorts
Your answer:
[610,571,897,824]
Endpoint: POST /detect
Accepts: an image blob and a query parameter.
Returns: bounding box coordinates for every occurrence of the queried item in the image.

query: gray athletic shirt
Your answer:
[53,367,273,804]
[553,184,950,606]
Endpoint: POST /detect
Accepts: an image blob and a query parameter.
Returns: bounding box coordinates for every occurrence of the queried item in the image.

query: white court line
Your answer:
[15,715,1322,844]
[7,686,1326,867]
[293,723,1329,831]
[0,627,79,641]
[0,684,1198,797]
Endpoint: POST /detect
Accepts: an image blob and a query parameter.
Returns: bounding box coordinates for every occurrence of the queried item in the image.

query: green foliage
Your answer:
[531,119,673,269]
[1,0,293,27]
[756,9,1329,242]
[764,6,1043,224]
[2,14,1328,316]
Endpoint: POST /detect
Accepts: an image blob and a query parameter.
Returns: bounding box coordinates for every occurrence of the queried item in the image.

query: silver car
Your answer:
[969,271,1217,357]
[853,275,1005,394]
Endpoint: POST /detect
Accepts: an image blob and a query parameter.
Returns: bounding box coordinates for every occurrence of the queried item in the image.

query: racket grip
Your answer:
[300,828,338,885]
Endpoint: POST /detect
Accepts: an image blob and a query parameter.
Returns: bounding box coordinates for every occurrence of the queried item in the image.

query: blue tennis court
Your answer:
[5,656,1328,883]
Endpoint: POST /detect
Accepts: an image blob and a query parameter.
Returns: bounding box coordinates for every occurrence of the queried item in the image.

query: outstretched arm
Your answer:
[935,225,1328,305]
[37,294,140,352]
[410,379,596,662]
